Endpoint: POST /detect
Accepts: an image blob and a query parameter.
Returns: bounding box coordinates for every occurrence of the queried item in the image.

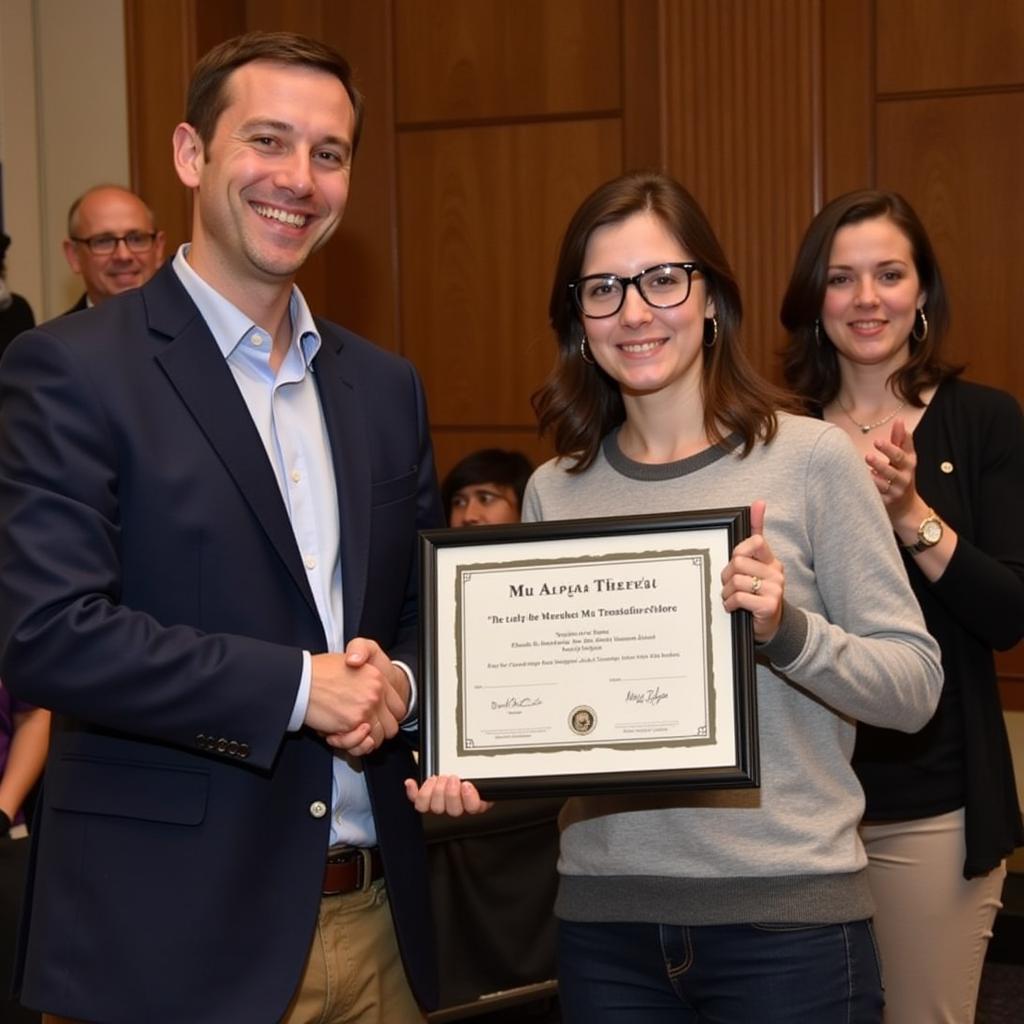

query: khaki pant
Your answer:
[860,807,1006,1024]
[281,878,425,1024]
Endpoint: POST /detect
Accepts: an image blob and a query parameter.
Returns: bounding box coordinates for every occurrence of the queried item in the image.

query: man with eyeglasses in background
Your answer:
[61,185,165,312]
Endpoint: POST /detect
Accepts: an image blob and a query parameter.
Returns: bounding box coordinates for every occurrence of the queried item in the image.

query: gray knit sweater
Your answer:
[522,413,942,925]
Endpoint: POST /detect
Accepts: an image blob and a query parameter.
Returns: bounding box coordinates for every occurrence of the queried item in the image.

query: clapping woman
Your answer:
[780,188,1024,1023]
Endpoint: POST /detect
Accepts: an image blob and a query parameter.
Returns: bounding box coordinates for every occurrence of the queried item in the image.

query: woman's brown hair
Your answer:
[532,171,791,472]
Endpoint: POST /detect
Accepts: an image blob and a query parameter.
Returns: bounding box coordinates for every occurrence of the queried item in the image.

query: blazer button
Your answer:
[195,733,207,749]
[216,738,228,753]
[309,801,328,819]
[238,743,250,759]
[227,740,239,756]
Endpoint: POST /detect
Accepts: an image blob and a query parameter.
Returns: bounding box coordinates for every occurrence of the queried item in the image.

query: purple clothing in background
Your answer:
[0,683,35,822]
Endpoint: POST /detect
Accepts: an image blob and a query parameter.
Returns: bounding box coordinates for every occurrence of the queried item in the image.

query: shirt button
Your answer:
[291,469,302,483]
[304,555,317,570]
[309,801,328,819]
[940,461,954,474]
[251,333,265,346]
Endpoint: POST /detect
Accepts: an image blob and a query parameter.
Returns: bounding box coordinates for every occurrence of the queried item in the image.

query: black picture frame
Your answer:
[419,508,759,799]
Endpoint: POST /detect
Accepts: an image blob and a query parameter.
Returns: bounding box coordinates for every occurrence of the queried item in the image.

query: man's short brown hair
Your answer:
[185,31,364,154]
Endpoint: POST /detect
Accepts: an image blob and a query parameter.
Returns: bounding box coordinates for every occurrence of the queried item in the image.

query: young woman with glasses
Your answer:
[780,189,1024,1024]
[411,171,943,1022]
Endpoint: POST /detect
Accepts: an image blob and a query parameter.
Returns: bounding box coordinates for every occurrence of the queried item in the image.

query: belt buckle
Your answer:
[327,845,373,892]
[352,846,372,891]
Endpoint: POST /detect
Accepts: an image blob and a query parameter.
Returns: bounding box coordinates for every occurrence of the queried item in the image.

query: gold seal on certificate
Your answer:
[420,510,759,798]
[569,706,596,735]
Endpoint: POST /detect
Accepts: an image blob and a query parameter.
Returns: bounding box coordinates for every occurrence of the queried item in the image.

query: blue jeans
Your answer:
[558,919,883,1023]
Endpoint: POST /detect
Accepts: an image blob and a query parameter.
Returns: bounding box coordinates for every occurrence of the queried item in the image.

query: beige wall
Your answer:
[0,0,129,320]
[0,0,43,313]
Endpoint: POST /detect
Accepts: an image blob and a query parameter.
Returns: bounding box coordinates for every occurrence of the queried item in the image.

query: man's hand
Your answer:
[305,638,410,756]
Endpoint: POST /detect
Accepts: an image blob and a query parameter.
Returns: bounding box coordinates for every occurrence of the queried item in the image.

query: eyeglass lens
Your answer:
[85,232,156,255]
[574,264,695,317]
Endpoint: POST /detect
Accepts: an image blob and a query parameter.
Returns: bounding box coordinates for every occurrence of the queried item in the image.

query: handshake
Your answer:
[305,638,410,758]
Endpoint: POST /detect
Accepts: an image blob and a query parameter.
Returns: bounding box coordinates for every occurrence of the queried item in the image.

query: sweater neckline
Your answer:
[602,428,740,481]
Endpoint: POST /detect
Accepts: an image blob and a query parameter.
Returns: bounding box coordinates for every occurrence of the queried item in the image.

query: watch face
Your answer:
[921,518,943,545]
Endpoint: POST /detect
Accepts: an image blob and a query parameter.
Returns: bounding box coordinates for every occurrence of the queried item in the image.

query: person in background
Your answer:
[441,448,533,526]
[0,31,439,1024]
[410,170,944,1023]
[0,684,49,1024]
[780,188,1024,1024]
[0,233,35,359]
[61,185,165,312]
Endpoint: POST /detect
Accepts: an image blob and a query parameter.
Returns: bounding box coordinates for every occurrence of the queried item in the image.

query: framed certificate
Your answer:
[419,509,759,798]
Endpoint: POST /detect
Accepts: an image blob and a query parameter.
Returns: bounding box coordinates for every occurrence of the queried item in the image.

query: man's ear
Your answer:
[62,238,82,274]
[173,123,204,189]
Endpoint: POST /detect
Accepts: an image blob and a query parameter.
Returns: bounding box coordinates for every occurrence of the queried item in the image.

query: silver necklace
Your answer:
[837,398,906,434]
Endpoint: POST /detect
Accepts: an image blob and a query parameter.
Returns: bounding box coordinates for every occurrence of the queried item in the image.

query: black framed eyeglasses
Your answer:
[70,231,158,256]
[569,262,703,318]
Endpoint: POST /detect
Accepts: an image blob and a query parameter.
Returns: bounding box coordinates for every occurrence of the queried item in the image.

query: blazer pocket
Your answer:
[371,466,418,509]
[49,754,209,826]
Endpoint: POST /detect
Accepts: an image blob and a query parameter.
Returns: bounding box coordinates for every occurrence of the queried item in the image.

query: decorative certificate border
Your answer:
[419,509,758,798]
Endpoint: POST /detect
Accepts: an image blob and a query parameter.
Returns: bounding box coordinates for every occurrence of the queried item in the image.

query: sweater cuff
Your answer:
[757,600,808,667]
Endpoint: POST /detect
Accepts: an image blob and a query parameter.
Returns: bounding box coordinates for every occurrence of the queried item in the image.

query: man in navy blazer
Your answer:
[0,32,440,1024]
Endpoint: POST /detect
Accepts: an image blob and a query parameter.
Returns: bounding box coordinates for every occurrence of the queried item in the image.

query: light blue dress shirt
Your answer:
[173,245,383,846]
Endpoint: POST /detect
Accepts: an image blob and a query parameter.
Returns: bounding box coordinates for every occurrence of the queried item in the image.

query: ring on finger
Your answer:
[750,575,762,595]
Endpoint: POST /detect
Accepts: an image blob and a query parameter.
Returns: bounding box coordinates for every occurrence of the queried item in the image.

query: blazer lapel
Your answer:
[143,267,320,623]
[313,328,370,640]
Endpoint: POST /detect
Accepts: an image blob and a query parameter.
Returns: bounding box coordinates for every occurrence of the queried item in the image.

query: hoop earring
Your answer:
[579,336,596,365]
[703,316,718,348]
[912,307,928,342]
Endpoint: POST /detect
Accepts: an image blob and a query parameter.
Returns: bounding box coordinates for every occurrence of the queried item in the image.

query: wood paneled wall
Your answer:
[392,0,626,473]
[662,0,820,385]
[125,0,1022,700]
[819,0,1024,702]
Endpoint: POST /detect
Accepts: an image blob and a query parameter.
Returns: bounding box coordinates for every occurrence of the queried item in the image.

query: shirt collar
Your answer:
[171,244,321,366]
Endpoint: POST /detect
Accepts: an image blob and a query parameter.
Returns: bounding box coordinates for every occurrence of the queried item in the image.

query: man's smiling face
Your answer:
[177,59,355,301]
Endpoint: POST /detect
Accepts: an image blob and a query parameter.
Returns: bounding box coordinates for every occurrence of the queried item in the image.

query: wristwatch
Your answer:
[903,509,943,554]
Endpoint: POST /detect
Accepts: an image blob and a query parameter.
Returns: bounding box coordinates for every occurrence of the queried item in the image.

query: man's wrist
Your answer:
[392,660,417,723]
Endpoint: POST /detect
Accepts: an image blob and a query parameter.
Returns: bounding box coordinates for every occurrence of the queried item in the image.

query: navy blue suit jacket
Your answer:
[0,263,441,1021]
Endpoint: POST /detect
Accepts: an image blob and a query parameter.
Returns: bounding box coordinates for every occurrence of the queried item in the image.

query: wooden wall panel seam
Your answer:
[655,0,670,167]
[877,84,1024,103]
[395,110,623,134]
[810,0,824,211]
[385,0,403,356]
[433,425,543,432]
[124,0,141,192]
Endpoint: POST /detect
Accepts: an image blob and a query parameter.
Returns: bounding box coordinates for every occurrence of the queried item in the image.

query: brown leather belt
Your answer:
[322,846,384,896]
